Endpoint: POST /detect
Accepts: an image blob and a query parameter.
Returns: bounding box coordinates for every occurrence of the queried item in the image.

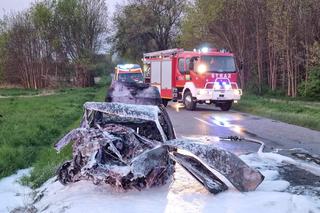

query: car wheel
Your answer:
[220,101,232,111]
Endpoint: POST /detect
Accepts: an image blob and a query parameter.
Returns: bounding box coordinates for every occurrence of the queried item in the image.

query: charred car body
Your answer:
[55,82,264,194]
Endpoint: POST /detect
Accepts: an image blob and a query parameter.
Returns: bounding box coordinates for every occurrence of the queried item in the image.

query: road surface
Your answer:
[166,102,320,155]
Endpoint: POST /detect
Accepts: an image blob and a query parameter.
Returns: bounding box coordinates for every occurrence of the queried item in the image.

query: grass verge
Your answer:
[0,88,41,96]
[233,94,320,131]
[0,77,109,188]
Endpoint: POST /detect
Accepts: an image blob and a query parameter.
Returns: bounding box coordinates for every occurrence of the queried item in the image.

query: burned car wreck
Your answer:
[55,82,264,194]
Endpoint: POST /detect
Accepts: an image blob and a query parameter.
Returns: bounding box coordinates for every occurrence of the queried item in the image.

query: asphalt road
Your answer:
[166,102,320,155]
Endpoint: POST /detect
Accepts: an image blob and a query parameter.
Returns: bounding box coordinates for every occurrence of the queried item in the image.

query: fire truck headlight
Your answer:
[197,64,207,74]
[234,89,241,95]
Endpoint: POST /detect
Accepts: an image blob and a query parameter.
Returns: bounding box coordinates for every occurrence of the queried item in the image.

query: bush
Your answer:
[298,67,320,101]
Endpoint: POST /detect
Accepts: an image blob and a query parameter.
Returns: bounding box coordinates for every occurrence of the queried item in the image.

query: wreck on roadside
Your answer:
[55,82,264,194]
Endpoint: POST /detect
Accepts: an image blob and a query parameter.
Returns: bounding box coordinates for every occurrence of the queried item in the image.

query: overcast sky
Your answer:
[0,0,125,18]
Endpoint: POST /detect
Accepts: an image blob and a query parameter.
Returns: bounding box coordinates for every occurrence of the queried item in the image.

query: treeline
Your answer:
[1,0,319,98]
[0,0,109,89]
[113,0,320,99]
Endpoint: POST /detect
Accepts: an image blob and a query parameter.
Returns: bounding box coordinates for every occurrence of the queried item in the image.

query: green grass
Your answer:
[0,77,109,188]
[0,88,41,96]
[233,94,320,131]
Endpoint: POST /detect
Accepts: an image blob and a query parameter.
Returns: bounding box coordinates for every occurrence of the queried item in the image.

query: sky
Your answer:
[0,0,125,18]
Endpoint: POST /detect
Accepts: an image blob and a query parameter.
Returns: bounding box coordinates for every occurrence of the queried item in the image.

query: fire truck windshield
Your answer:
[201,56,236,73]
[118,73,143,83]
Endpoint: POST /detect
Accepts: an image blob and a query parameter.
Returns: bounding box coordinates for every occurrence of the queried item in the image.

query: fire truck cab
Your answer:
[114,64,144,83]
[143,48,242,111]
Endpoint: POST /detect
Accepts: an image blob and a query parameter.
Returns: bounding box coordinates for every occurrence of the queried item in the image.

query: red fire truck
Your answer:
[143,48,242,111]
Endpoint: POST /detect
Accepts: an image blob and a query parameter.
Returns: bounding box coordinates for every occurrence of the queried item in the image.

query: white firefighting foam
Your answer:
[0,169,33,213]
[1,152,320,213]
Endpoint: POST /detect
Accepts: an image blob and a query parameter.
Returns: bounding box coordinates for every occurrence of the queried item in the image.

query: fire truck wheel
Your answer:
[183,91,196,111]
[220,101,232,111]
[162,99,169,107]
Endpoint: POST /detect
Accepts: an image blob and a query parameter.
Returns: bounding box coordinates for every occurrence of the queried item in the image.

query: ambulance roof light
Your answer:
[201,47,209,53]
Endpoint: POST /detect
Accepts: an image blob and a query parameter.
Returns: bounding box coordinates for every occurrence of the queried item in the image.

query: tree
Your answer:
[298,67,320,100]
[2,0,109,88]
[4,1,57,88]
[180,0,223,49]
[298,41,320,100]
[55,0,108,87]
[112,0,185,61]
[181,0,256,90]
[0,19,8,83]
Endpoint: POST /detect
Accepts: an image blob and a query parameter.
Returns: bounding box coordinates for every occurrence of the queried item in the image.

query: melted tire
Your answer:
[162,99,169,107]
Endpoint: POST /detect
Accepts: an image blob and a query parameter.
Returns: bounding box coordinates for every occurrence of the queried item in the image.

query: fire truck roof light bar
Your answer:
[143,48,184,58]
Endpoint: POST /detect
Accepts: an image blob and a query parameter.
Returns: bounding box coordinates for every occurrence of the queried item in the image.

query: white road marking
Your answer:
[194,116,244,134]
[193,117,215,127]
